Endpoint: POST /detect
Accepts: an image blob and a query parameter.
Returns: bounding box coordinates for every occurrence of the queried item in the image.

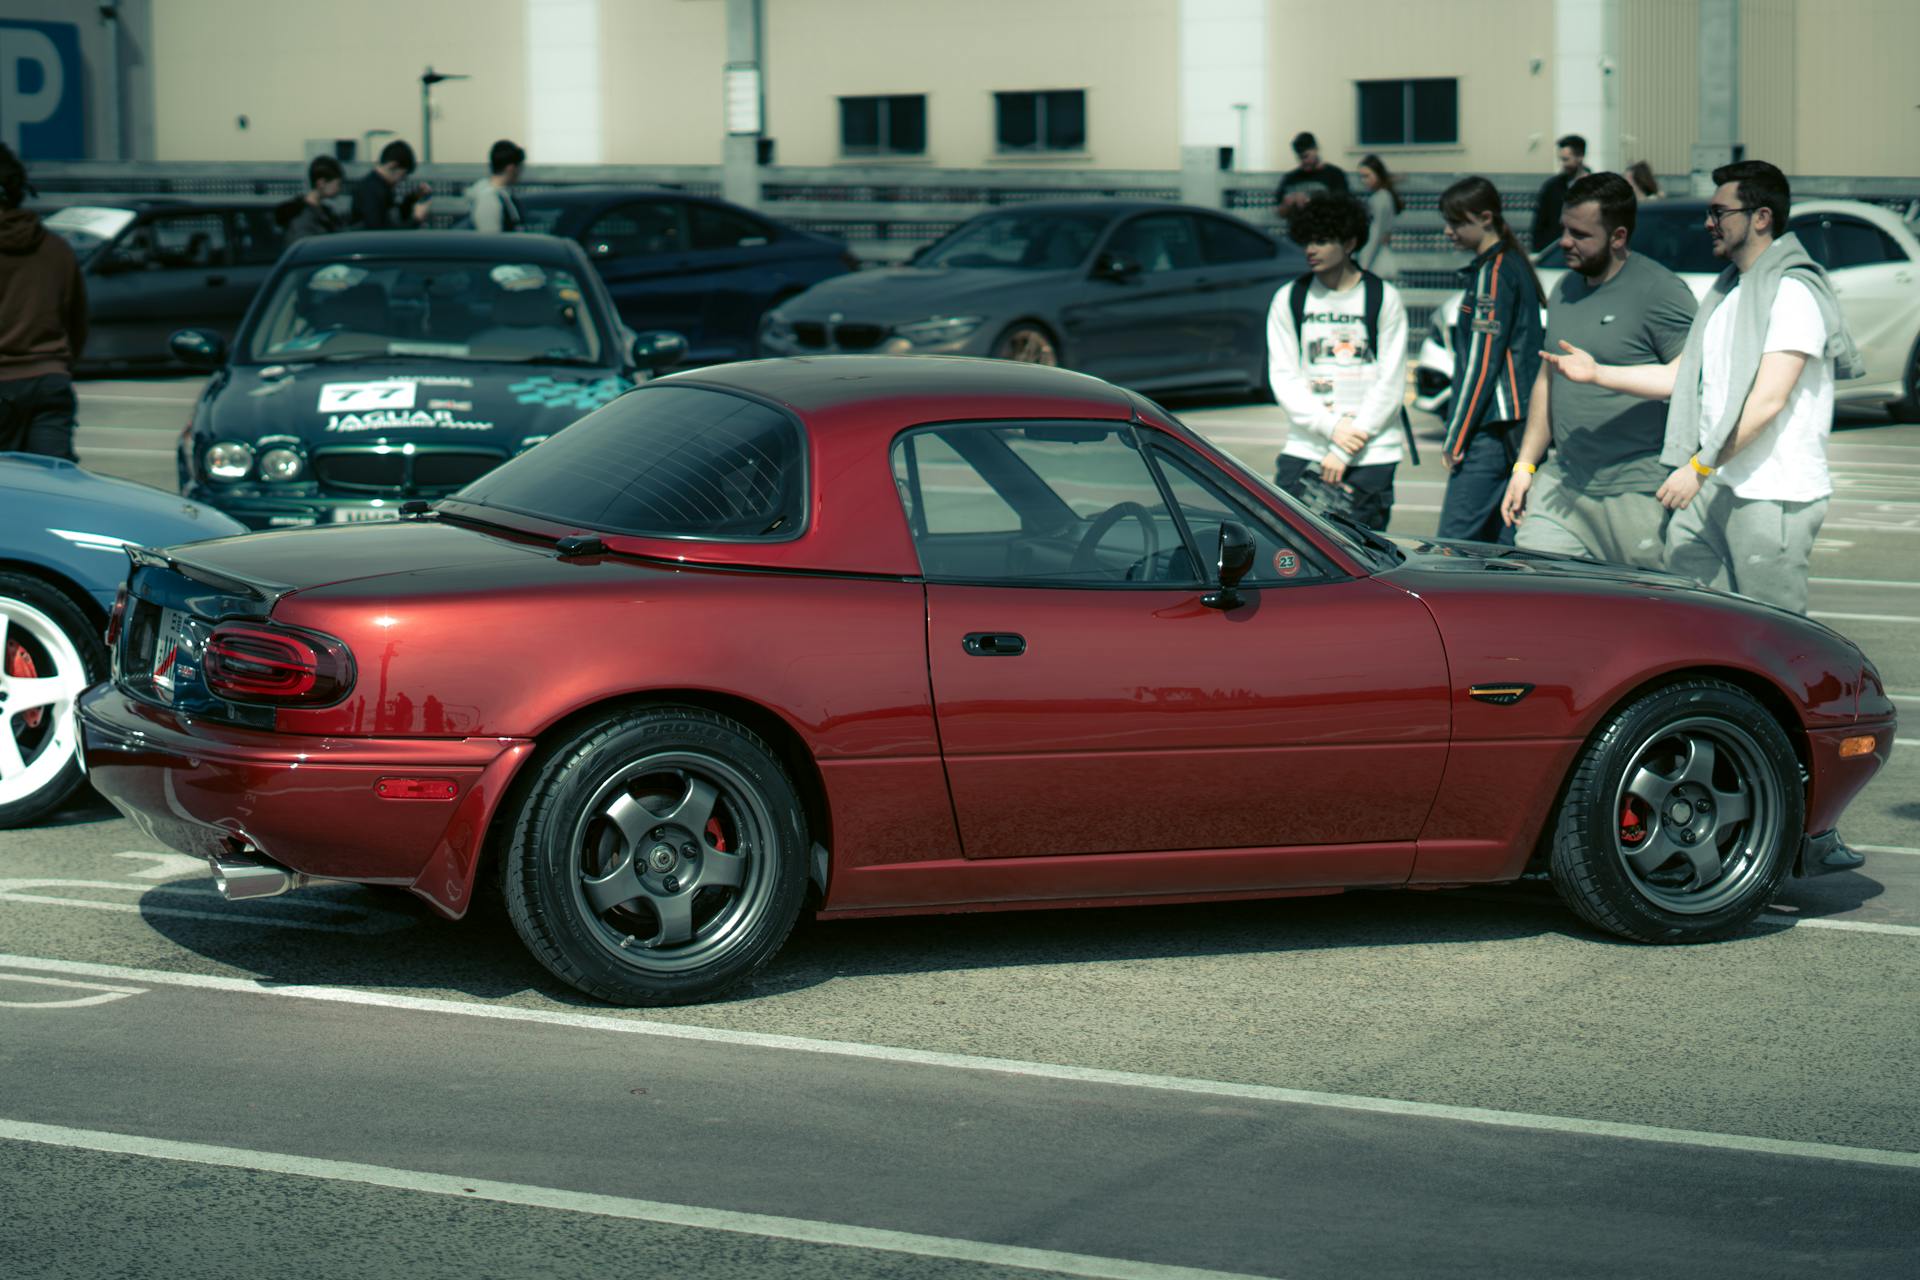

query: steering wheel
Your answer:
[1070,501,1160,576]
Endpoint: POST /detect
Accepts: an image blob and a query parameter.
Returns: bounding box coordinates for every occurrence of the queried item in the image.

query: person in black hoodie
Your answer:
[277,154,346,245]
[350,139,432,230]
[0,145,87,459]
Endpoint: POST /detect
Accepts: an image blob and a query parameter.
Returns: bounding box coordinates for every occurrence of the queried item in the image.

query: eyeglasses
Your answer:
[1706,205,1755,227]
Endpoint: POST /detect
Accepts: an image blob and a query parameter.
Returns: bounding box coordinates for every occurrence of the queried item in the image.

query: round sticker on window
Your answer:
[1272,548,1302,578]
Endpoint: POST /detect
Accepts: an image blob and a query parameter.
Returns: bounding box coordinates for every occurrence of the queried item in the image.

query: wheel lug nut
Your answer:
[1680,831,1696,844]
[664,876,680,893]
[681,843,696,857]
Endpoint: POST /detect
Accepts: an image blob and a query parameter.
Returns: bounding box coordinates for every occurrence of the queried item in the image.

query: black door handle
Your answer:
[205,274,227,287]
[962,632,1026,657]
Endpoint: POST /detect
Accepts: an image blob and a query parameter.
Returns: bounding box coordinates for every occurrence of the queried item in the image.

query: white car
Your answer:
[1414,198,1920,420]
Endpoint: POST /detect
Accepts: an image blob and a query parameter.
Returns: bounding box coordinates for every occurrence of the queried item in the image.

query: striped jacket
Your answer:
[1442,243,1543,460]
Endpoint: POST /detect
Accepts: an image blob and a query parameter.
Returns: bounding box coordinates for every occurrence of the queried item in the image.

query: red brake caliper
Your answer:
[704,817,728,853]
[5,640,43,731]
[1620,803,1646,846]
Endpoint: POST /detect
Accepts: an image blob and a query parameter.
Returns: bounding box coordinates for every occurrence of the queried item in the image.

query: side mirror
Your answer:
[169,327,228,369]
[631,330,688,376]
[1202,521,1257,610]
[906,243,930,265]
[1094,253,1141,282]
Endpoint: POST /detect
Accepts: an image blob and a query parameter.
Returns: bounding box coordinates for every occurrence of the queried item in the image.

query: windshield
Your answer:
[1536,205,1724,275]
[44,206,136,260]
[916,211,1107,271]
[245,258,604,365]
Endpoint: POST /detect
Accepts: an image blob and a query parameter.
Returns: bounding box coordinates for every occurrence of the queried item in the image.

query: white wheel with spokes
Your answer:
[0,574,106,828]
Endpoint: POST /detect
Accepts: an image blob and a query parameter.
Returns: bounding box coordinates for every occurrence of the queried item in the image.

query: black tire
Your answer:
[502,704,809,1005]
[0,572,106,829]
[1889,334,1920,423]
[992,322,1061,366]
[1548,679,1803,943]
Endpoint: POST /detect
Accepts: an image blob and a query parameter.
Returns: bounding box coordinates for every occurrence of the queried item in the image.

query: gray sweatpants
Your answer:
[1664,480,1828,614]
[1513,463,1668,569]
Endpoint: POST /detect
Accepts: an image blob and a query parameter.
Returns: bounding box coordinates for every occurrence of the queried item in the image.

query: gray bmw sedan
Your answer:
[758,200,1305,397]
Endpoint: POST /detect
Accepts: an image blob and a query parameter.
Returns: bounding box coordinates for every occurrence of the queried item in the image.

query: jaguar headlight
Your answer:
[259,446,305,482]
[205,441,256,481]
[894,315,985,347]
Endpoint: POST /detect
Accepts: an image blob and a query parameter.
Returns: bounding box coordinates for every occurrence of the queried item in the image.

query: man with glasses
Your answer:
[1541,161,1861,613]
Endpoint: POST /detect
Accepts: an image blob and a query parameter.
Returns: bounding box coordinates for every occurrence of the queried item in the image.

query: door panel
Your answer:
[84,212,236,363]
[1065,213,1214,384]
[580,200,703,340]
[925,579,1450,861]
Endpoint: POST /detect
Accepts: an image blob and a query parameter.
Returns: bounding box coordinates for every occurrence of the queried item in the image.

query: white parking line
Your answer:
[0,1120,1265,1280]
[1809,578,1920,589]
[1808,612,1920,624]
[0,953,1915,1171]
[1850,844,1920,856]
[1894,739,1920,748]
[1761,916,1920,938]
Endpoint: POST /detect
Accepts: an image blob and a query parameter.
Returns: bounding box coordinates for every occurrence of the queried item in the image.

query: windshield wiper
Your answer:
[1315,507,1405,566]
[513,353,602,367]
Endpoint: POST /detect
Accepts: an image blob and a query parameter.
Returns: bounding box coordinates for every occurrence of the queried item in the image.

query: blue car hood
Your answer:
[198,359,635,450]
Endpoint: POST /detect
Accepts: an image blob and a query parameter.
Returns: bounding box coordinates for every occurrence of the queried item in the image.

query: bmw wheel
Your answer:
[1548,680,1802,943]
[503,704,809,1005]
[1892,333,1920,422]
[993,323,1060,366]
[0,572,106,828]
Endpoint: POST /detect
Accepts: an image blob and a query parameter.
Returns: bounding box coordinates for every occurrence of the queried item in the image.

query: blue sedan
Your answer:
[516,188,857,364]
[0,454,246,826]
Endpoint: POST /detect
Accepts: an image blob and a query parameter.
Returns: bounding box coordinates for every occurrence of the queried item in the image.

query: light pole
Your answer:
[420,67,469,164]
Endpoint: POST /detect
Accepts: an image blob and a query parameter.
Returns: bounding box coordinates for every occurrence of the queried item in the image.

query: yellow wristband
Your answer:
[1512,461,1537,475]
[1689,455,1714,477]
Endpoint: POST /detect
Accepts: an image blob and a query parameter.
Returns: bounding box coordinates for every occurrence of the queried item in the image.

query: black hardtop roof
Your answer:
[659,354,1137,418]
[282,229,588,263]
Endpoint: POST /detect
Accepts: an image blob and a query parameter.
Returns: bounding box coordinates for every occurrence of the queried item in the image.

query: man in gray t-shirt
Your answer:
[1503,173,1697,568]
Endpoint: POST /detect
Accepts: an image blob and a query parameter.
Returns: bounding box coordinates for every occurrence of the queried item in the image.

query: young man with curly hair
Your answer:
[1266,193,1409,531]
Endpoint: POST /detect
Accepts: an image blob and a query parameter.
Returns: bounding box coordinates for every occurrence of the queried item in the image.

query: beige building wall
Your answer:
[1790,0,1920,177]
[600,0,725,165]
[152,0,527,163]
[1265,0,1558,178]
[1619,0,1698,178]
[760,0,1179,169]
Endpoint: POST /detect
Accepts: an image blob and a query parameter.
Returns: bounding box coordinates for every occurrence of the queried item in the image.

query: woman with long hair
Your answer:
[1355,154,1403,281]
[1626,160,1663,201]
[1435,176,1543,544]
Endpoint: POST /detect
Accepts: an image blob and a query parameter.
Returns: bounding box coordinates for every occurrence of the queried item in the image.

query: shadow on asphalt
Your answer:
[125,867,1779,1009]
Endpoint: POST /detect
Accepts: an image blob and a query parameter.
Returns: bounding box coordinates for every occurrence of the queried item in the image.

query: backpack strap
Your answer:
[1287,274,1313,354]
[1359,268,1420,466]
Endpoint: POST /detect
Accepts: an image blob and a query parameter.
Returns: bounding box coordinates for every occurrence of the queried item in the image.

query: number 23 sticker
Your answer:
[1272,548,1302,578]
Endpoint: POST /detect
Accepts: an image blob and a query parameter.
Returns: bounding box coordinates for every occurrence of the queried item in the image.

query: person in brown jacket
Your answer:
[0,144,88,460]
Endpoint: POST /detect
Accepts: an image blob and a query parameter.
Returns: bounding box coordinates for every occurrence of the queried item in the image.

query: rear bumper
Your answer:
[78,684,535,917]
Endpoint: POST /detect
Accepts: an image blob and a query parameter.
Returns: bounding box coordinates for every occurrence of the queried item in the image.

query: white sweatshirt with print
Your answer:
[1265,275,1409,467]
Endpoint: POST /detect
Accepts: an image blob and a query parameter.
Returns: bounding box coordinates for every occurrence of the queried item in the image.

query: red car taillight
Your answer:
[104,584,129,647]
[204,623,354,706]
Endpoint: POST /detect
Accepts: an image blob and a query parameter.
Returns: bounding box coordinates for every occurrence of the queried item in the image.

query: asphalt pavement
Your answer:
[2,375,1914,1278]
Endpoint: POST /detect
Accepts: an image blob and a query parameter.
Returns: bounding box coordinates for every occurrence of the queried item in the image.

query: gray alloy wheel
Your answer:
[993,323,1060,366]
[503,705,809,1005]
[1549,680,1803,943]
[0,572,105,829]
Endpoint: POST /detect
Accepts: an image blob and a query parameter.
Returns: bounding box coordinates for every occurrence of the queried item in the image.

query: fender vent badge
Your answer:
[1469,684,1535,705]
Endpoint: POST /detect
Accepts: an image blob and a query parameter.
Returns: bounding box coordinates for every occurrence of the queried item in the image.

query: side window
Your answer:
[891,423,1191,584]
[1824,216,1897,269]
[1196,215,1276,266]
[1104,214,1203,274]
[1787,217,1829,269]
[107,213,228,272]
[689,204,772,251]
[231,209,283,266]
[1149,442,1332,585]
[584,201,687,259]
[149,213,229,269]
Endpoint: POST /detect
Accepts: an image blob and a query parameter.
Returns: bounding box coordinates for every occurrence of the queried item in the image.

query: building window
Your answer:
[1356,78,1458,146]
[840,95,927,156]
[995,90,1086,153]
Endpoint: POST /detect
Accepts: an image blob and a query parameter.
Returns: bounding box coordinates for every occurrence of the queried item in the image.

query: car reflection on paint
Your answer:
[80,356,1893,1007]
[170,230,687,530]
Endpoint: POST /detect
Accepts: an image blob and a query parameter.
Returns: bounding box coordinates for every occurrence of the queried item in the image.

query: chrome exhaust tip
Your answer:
[208,849,307,901]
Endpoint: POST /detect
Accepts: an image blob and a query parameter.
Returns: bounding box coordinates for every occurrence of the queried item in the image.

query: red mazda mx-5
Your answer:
[80,357,1895,1005]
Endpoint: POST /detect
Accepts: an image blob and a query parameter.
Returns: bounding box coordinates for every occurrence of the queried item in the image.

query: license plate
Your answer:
[332,506,398,524]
